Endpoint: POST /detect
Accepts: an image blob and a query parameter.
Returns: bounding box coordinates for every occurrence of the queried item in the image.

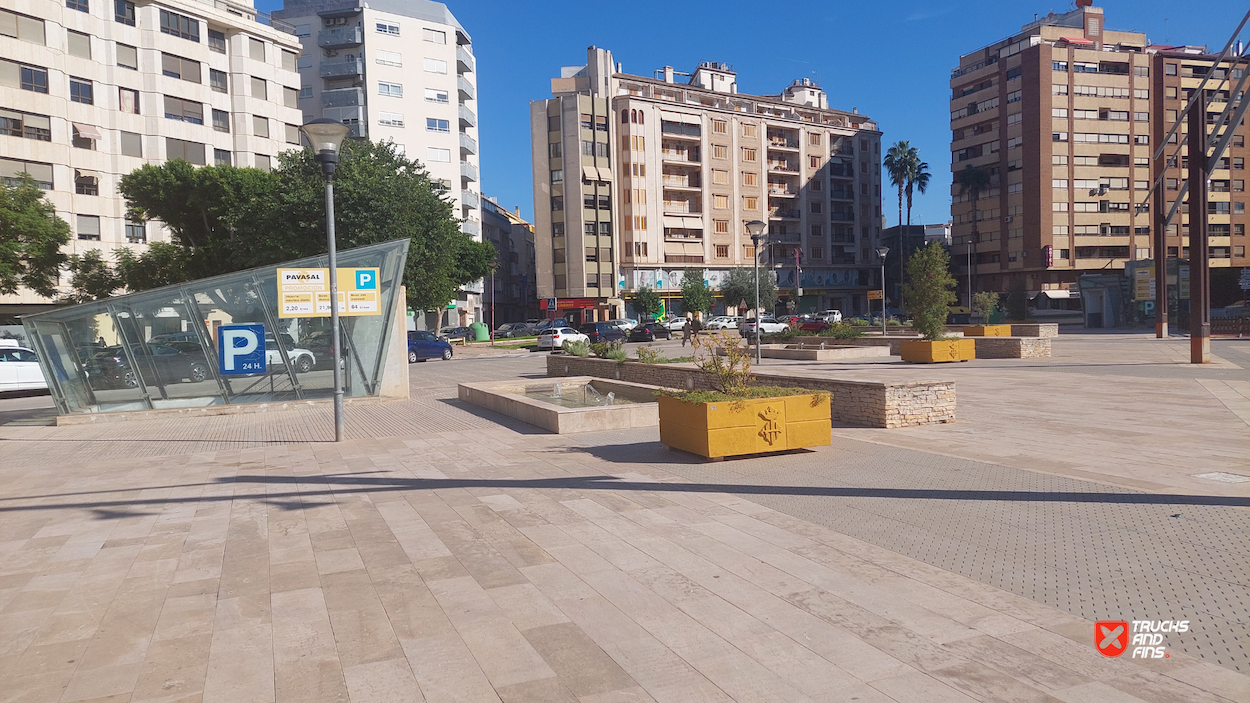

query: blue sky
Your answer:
[256,0,1243,226]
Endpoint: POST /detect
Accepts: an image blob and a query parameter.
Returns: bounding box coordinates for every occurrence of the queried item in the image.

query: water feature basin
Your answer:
[458,377,659,433]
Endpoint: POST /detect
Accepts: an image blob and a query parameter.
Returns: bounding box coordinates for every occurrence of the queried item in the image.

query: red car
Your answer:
[791,317,830,333]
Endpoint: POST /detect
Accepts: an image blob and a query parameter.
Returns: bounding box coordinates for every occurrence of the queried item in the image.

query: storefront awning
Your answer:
[72,122,102,140]
[1060,36,1095,45]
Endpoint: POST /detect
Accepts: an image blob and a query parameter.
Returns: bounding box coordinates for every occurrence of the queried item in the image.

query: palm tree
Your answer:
[883,141,912,307]
[905,158,931,240]
[955,165,992,305]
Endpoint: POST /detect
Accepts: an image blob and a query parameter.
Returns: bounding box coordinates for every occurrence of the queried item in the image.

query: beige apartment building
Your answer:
[531,47,882,323]
[1,0,304,316]
[950,2,1248,303]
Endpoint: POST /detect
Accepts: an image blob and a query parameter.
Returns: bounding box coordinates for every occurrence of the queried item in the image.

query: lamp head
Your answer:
[745,220,767,240]
[300,118,351,176]
[876,246,890,259]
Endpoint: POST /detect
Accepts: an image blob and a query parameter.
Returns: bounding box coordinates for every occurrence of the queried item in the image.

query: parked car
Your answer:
[815,309,844,323]
[407,330,454,362]
[440,326,473,341]
[150,331,201,345]
[704,316,743,330]
[663,317,688,331]
[579,322,627,343]
[0,346,47,393]
[86,344,208,389]
[739,317,789,337]
[628,323,672,342]
[263,336,316,373]
[535,319,562,332]
[791,316,830,333]
[537,327,589,351]
[493,322,532,339]
[607,318,639,331]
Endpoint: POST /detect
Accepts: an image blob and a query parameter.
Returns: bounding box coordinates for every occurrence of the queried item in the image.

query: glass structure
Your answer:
[23,239,409,415]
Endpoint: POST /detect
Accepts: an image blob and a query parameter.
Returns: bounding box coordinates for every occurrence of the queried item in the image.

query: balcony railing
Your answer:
[664,254,704,263]
[767,186,797,196]
[767,161,798,173]
[461,189,480,209]
[456,45,475,73]
[662,202,700,214]
[322,87,363,108]
[662,175,700,188]
[319,58,364,78]
[830,211,855,222]
[830,190,854,201]
[457,76,475,101]
[460,161,478,182]
[459,132,477,155]
[458,105,477,128]
[461,220,480,237]
[769,209,801,219]
[768,137,799,149]
[661,149,700,163]
[318,26,363,48]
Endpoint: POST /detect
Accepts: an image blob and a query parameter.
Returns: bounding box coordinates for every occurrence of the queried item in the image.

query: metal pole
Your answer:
[490,267,496,346]
[326,177,345,440]
[754,234,761,364]
[1153,172,1168,338]
[1188,91,1210,364]
[881,260,887,338]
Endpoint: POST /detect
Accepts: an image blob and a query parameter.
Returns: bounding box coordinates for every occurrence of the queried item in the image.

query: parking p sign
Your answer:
[217,324,266,375]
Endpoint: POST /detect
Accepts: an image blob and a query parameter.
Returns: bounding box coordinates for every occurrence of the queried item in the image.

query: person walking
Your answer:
[681,314,693,347]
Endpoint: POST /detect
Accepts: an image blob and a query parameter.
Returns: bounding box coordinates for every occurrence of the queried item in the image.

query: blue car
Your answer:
[407,330,453,362]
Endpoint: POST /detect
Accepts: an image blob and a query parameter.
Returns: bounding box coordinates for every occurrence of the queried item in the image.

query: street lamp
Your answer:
[487,261,498,346]
[876,246,890,338]
[745,220,767,363]
[299,118,351,443]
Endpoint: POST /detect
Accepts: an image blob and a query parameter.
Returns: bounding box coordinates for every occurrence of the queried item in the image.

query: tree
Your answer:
[954,165,992,303]
[719,266,777,316]
[905,156,931,243]
[0,175,70,298]
[63,249,121,304]
[884,141,913,298]
[633,285,664,320]
[91,140,494,312]
[680,268,713,316]
[903,242,957,340]
[971,291,1000,322]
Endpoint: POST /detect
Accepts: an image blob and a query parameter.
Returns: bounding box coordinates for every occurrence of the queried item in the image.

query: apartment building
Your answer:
[531,47,882,324]
[481,195,537,325]
[949,1,1248,302]
[0,0,303,315]
[276,0,484,320]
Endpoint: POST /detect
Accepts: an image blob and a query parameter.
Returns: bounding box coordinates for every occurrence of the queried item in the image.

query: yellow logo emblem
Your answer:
[758,406,783,446]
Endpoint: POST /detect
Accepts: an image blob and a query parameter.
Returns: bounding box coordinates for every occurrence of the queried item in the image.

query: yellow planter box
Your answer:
[962,325,1012,337]
[900,339,976,363]
[658,393,831,459]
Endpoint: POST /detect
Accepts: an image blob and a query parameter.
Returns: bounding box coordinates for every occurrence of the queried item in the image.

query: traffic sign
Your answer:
[868,290,883,300]
[217,324,265,375]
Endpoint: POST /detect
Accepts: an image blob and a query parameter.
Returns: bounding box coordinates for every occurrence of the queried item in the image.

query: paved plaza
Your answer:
[0,333,1247,702]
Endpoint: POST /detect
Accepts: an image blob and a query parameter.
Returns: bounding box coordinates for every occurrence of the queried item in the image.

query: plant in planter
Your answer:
[656,331,831,459]
[561,339,590,357]
[590,340,627,361]
[965,291,1010,336]
[900,243,974,362]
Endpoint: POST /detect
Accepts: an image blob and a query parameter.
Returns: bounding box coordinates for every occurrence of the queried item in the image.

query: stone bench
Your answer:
[546,355,955,429]
[973,337,1052,359]
[1010,323,1060,338]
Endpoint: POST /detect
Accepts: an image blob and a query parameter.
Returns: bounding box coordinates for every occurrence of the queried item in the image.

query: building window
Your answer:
[161,53,201,83]
[1165,63,1177,76]
[377,22,399,35]
[809,202,822,214]
[715,245,729,258]
[423,58,447,74]
[742,172,757,186]
[208,30,226,54]
[426,147,451,162]
[377,50,402,67]
[426,118,449,132]
[250,77,266,99]
[743,196,758,210]
[209,68,227,93]
[75,173,98,195]
[166,138,205,164]
[714,220,729,234]
[741,147,757,162]
[378,82,403,97]
[214,148,230,166]
[163,96,203,124]
[66,0,89,11]
[16,64,49,93]
[0,109,50,141]
[809,155,821,169]
[116,43,138,70]
[255,154,270,171]
[285,123,299,144]
[378,112,404,127]
[160,10,199,42]
[712,169,729,185]
[551,197,563,211]
[713,194,728,209]
[1053,179,1068,189]
[211,109,229,132]
[76,215,100,241]
[120,131,141,157]
[114,0,135,26]
[67,30,91,59]
[125,220,145,243]
[119,87,139,114]
[1053,132,1068,142]
[70,78,93,104]
[712,119,727,134]
[549,142,561,158]
[550,169,562,183]
[423,28,445,44]
[1052,61,1068,72]
[249,37,264,62]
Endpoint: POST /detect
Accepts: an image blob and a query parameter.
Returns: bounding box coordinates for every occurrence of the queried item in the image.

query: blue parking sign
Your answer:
[355,269,376,290]
[217,324,266,375]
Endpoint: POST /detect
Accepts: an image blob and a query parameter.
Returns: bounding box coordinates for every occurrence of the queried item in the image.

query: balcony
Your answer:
[661,174,701,189]
[664,254,705,264]
[661,149,700,164]
[662,200,700,215]
[767,161,798,173]
[458,105,477,128]
[457,76,475,101]
[769,208,801,219]
[322,87,364,108]
[767,136,799,150]
[460,161,478,182]
[459,132,477,155]
[767,185,797,197]
[319,58,364,79]
[461,220,480,237]
[461,189,480,209]
[830,210,856,222]
[456,45,475,73]
[830,190,855,201]
[318,26,363,48]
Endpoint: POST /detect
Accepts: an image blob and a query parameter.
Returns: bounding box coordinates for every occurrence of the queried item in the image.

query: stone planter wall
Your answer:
[545,355,956,428]
[1009,323,1060,338]
[973,337,1052,359]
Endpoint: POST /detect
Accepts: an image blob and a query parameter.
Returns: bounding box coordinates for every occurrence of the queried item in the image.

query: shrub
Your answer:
[562,339,590,356]
[972,291,1000,322]
[589,341,623,359]
[903,243,957,340]
[818,323,864,339]
[690,330,752,397]
[635,345,661,363]
[849,317,869,327]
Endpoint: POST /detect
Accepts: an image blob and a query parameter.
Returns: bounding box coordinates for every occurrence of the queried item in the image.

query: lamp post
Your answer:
[487,261,498,346]
[299,118,351,443]
[746,220,767,364]
[876,246,890,338]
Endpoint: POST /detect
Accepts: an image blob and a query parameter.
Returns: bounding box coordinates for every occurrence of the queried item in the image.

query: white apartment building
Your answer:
[275,0,483,323]
[0,0,304,315]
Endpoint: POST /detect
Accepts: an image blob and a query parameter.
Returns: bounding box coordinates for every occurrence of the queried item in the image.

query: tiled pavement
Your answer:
[0,336,1248,702]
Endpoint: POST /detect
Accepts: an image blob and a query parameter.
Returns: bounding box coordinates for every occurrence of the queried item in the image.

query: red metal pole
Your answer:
[1188,90,1210,363]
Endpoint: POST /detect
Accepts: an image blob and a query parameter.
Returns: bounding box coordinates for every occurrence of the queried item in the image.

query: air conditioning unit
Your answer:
[325,49,339,57]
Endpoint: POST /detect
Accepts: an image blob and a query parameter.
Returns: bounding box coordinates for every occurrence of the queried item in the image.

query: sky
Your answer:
[256,0,1244,227]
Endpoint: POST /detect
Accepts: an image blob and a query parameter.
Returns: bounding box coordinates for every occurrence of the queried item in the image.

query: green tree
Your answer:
[633,285,664,320]
[954,165,992,302]
[680,268,713,315]
[0,175,70,298]
[903,242,957,340]
[884,142,930,306]
[63,249,121,304]
[971,290,1000,322]
[719,266,777,315]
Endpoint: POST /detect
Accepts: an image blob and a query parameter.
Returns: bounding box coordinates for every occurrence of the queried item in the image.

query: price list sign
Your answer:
[278,268,381,318]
